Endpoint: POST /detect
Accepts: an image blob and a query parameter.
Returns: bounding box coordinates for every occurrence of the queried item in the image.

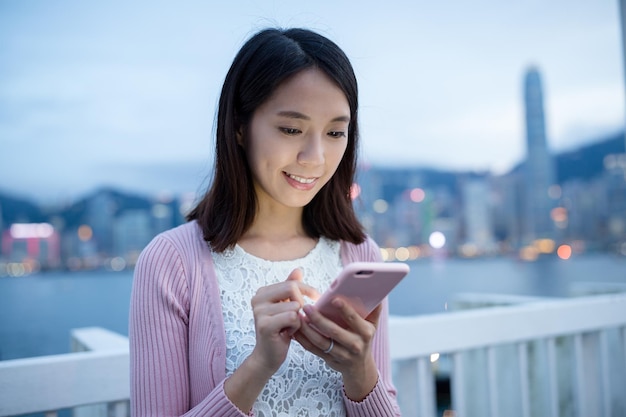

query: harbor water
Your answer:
[0,254,624,361]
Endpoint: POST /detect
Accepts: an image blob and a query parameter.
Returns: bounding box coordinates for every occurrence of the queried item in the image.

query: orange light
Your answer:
[78,225,93,241]
[407,245,421,259]
[535,239,555,254]
[557,244,572,260]
[520,246,538,261]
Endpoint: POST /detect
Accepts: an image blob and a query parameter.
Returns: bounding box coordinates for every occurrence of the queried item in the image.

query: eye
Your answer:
[328,130,347,138]
[279,127,301,135]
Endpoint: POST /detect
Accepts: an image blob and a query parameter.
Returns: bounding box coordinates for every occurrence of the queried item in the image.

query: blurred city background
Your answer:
[1,2,626,416]
[1,1,625,275]
[1,120,625,275]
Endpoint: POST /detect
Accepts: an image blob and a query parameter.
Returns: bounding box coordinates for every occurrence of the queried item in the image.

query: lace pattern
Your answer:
[213,238,346,417]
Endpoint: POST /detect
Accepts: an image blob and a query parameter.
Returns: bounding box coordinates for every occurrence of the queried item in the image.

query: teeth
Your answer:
[287,173,315,184]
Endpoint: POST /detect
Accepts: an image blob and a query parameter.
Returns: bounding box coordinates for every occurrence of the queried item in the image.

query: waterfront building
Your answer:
[61,224,99,269]
[522,67,556,243]
[490,172,523,249]
[151,201,175,235]
[603,155,626,249]
[559,178,605,246]
[112,209,152,262]
[461,177,496,255]
[391,189,424,247]
[620,0,626,150]
[86,191,116,255]
[1,223,61,269]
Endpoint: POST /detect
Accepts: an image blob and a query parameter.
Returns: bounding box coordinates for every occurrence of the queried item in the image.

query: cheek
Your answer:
[247,138,284,178]
[329,142,349,168]
[245,128,270,165]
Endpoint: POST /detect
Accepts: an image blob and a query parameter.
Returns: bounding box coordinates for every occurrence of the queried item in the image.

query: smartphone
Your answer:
[313,262,409,328]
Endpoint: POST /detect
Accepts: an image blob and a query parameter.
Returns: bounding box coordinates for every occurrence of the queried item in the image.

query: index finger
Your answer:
[258,280,320,306]
[291,281,320,306]
[285,268,320,304]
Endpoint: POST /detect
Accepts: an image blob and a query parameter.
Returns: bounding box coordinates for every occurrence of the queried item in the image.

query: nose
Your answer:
[297,133,325,166]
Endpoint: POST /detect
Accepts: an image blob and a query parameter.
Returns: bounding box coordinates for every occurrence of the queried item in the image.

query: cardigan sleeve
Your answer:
[129,234,251,417]
[341,237,403,417]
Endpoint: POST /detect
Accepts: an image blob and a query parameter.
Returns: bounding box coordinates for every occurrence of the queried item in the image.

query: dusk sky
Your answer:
[1,0,624,203]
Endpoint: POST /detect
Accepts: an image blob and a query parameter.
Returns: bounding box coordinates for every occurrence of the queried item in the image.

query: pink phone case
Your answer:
[314,262,409,328]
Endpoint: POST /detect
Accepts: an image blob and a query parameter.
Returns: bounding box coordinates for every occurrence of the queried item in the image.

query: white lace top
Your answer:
[213,237,346,417]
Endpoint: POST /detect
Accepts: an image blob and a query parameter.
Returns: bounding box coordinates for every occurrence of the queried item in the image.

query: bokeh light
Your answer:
[350,183,361,200]
[373,199,388,214]
[394,247,410,261]
[557,244,572,260]
[429,231,446,249]
[78,225,93,241]
[10,223,54,239]
[409,188,425,203]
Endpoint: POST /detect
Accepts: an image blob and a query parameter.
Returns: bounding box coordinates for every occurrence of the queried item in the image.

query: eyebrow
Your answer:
[276,110,350,123]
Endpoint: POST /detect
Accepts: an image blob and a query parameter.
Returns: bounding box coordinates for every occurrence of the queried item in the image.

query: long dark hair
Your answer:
[187,28,365,252]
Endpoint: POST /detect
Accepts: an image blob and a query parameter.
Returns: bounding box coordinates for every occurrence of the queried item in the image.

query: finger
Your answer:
[329,298,377,342]
[293,324,338,357]
[298,282,321,303]
[286,269,321,302]
[255,300,302,317]
[365,303,383,326]
[253,280,318,305]
[297,316,332,347]
[256,310,302,336]
[302,304,349,341]
[281,268,320,304]
[286,268,303,282]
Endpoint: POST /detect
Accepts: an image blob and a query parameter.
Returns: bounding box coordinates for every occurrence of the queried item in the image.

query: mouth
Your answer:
[284,172,317,184]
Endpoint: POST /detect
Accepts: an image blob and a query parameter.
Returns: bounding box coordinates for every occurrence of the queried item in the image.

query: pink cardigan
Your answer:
[129,221,401,416]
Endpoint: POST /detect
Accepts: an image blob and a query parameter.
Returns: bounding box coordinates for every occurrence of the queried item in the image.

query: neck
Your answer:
[238,205,317,261]
[245,205,306,241]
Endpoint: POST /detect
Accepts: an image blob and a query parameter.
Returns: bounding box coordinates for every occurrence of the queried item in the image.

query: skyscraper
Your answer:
[523,66,555,243]
[461,178,496,254]
[620,0,626,150]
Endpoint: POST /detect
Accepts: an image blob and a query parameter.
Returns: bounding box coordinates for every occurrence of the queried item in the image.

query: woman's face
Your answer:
[242,68,350,212]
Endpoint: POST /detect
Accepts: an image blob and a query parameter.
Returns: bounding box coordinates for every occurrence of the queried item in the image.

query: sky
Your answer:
[1,0,624,203]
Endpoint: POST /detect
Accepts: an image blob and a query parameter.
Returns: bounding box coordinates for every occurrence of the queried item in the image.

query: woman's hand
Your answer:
[225,268,320,413]
[248,268,320,375]
[293,298,382,401]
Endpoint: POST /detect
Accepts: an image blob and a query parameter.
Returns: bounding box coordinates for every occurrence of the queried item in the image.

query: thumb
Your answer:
[365,303,383,327]
[286,267,304,282]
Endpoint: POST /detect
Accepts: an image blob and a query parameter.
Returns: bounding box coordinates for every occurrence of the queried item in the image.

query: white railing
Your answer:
[1,294,625,417]
[390,293,626,417]
[0,328,129,417]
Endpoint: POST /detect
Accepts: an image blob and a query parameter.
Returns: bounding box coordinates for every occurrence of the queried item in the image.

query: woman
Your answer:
[129,27,401,417]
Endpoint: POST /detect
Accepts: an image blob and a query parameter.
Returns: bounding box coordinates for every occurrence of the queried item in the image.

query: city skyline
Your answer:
[3,140,625,275]
[1,1,624,203]
[522,67,556,243]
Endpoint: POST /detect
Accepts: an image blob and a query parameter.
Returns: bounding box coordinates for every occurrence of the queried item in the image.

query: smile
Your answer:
[285,172,317,184]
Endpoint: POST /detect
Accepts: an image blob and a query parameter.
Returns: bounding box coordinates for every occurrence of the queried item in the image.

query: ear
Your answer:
[236,126,244,146]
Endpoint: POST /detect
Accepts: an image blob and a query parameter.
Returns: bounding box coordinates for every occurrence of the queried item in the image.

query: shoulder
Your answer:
[155,220,204,247]
[150,221,206,252]
[137,221,208,270]
[340,235,382,264]
[133,221,218,302]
